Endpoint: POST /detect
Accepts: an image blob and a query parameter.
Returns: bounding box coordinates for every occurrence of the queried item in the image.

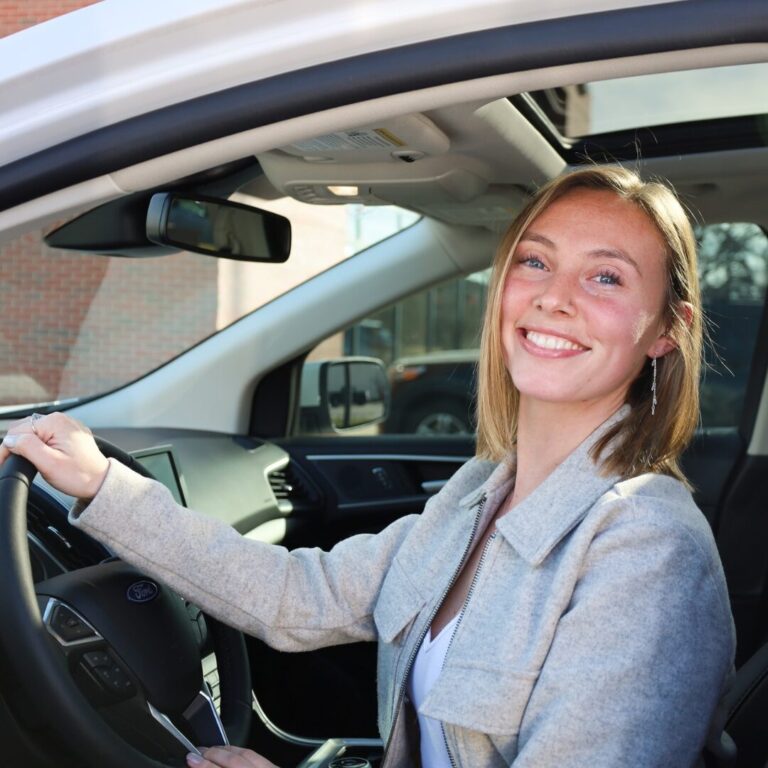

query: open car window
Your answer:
[297,222,768,437]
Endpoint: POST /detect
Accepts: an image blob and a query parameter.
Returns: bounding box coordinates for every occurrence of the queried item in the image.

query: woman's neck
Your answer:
[510,396,623,508]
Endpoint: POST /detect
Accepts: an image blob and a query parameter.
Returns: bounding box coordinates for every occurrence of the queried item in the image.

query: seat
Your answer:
[706,642,768,767]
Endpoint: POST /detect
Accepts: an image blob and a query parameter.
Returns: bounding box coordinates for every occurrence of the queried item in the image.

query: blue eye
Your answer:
[520,256,546,270]
[595,270,621,286]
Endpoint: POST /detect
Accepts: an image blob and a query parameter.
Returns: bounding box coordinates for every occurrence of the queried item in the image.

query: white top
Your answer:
[408,612,461,768]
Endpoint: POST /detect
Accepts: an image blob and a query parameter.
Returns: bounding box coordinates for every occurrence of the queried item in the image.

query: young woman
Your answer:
[0,166,734,768]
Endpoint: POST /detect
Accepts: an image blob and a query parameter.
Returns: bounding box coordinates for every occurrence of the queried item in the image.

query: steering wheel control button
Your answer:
[82,651,136,697]
[48,603,97,643]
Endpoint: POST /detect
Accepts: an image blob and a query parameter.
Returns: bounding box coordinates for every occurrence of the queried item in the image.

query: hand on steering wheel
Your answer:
[188,745,278,767]
[0,411,109,498]
[0,413,254,767]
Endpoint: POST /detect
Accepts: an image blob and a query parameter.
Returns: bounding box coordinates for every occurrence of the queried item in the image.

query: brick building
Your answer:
[0,1,349,408]
[0,0,100,37]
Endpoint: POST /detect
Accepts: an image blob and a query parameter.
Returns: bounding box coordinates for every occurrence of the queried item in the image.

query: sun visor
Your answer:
[279,114,450,164]
[258,115,490,207]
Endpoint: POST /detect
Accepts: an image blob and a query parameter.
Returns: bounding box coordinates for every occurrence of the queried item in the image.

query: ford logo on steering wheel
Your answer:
[126,580,159,603]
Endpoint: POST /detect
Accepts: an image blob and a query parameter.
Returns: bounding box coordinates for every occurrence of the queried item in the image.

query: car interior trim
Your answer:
[28,532,68,576]
[744,296,768,454]
[306,454,473,463]
[107,43,768,209]
[0,42,763,244]
[0,0,766,215]
[336,497,442,512]
[252,691,383,752]
[243,519,288,545]
[42,598,102,648]
[251,691,326,748]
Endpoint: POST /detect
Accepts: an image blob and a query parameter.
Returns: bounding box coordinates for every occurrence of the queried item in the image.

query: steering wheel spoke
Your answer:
[39,595,139,703]
[147,686,230,758]
[183,688,229,748]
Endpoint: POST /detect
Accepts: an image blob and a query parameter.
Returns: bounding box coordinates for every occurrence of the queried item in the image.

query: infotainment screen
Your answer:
[134,450,185,505]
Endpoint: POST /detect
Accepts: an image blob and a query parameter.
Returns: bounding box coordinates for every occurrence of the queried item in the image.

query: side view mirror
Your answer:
[300,358,390,433]
[146,193,291,263]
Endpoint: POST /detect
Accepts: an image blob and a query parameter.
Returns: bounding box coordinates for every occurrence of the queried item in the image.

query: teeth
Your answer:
[526,331,586,351]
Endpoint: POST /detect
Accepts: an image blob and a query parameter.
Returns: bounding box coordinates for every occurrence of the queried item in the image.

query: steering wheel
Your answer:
[0,437,253,768]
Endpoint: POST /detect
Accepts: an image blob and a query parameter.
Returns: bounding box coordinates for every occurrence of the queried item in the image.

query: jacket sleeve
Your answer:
[69,459,417,651]
[513,498,735,767]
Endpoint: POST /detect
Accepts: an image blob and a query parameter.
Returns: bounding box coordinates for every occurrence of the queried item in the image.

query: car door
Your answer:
[4,1,768,766]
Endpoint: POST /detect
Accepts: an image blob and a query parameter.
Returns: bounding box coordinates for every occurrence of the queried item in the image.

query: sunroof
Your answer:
[526,62,768,139]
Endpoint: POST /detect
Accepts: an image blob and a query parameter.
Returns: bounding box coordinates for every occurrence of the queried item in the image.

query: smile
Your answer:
[524,330,589,352]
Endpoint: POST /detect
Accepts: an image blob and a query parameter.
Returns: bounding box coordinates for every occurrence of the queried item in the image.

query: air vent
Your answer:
[267,461,320,513]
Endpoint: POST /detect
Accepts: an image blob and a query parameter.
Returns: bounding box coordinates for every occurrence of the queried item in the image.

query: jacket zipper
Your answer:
[380,492,487,768]
[440,527,498,768]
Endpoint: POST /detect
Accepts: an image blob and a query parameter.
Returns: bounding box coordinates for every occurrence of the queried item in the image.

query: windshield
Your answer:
[0,197,418,413]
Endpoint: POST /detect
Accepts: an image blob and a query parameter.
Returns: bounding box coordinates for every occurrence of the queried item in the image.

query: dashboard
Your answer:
[26,426,471,581]
[26,428,295,585]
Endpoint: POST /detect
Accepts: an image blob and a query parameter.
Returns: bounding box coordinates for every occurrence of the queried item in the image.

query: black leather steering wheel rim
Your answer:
[0,437,252,767]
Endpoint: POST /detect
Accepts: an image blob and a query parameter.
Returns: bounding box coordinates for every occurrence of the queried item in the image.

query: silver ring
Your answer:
[29,412,42,435]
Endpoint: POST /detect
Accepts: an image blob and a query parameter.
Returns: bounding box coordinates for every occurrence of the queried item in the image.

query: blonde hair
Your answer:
[475,166,701,483]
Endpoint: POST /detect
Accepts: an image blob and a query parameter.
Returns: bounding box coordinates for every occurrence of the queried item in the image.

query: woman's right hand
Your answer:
[0,412,109,500]
[187,746,279,767]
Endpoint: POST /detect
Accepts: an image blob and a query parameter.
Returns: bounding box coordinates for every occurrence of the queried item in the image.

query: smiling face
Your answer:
[500,187,677,416]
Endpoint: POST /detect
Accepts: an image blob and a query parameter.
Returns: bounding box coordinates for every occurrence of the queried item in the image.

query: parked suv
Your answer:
[387,350,477,435]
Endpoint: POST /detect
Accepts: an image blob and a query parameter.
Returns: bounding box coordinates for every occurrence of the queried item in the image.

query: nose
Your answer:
[534,271,577,315]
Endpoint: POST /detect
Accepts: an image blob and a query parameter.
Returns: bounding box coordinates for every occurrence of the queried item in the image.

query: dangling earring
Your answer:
[651,357,658,416]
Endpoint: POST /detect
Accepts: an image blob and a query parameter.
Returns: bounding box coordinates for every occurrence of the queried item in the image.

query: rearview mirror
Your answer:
[45,191,292,263]
[146,193,291,263]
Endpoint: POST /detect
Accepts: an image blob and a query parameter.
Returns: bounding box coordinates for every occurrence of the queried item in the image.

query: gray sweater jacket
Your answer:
[70,422,734,767]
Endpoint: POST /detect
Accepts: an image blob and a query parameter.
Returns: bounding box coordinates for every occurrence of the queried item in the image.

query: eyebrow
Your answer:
[519,230,642,275]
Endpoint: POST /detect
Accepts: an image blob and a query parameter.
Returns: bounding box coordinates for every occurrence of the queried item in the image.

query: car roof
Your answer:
[3,0,766,240]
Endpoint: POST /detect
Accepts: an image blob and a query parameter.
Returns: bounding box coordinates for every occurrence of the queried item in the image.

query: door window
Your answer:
[699,222,768,427]
[297,221,768,437]
[300,269,489,437]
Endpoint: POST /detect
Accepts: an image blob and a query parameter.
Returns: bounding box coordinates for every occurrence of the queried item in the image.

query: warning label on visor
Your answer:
[291,128,406,153]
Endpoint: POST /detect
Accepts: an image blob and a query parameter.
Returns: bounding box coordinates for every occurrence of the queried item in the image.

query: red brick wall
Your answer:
[0,232,107,403]
[0,1,221,409]
[0,0,100,38]
[0,230,218,406]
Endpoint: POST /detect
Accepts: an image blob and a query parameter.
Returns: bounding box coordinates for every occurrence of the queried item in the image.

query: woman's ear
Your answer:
[647,301,693,359]
[648,335,677,359]
[678,300,694,328]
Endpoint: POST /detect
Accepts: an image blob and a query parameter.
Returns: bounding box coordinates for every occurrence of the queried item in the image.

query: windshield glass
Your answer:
[0,197,418,413]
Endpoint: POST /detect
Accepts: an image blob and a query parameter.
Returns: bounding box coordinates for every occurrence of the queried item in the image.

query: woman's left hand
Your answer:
[187,746,279,768]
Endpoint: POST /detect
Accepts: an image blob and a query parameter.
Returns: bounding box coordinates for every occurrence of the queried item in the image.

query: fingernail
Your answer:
[186,754,204,766]
[2,435,18,448]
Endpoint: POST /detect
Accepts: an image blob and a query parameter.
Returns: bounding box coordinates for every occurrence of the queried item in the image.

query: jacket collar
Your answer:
[461,406,627,566]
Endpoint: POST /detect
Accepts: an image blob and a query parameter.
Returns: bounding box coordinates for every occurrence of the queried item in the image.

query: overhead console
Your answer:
[254,103,538,230]
[259,113,490,206]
